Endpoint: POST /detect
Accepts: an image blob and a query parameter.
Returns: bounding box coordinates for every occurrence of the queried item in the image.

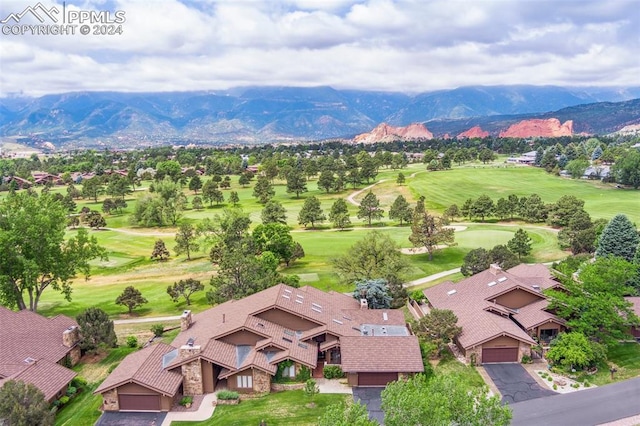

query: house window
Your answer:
[285,365,295,377]
[540,328,558,343]
[236,375,253,388]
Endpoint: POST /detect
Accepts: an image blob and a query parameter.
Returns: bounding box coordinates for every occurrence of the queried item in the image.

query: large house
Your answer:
[0,307,80,402]
[422,264,566,364]
[96,284,423,412]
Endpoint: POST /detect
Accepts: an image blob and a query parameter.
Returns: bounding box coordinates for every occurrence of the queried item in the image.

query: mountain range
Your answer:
[1,85,639,149]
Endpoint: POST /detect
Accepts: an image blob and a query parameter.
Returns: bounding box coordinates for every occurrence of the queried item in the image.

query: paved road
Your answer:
[484,363,556,404]
[511,377,640,426]
[353,387,384,424]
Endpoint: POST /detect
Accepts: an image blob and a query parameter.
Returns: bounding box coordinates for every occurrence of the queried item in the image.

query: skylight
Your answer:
[332,319,343,325]
[487,281,497,287]
[497,277,508,283]
[447,289,457,295]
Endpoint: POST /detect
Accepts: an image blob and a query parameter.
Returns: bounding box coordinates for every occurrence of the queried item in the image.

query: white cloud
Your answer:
[0,0,637,96]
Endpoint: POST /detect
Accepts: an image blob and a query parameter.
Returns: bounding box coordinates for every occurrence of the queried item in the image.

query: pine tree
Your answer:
[329,198,351,230]
[507,228,532,260]
[389,195,412,225]
[151,239,170,261]
[596,214,639,262]
[174,223,200,260]
[358,192,384,226]
[115,286,148,314]
[298,196,326,229]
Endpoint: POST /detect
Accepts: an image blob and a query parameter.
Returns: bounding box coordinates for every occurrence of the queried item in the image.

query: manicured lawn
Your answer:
[578,343,640,386]
[404,166,639,223]
[171,390,350,426]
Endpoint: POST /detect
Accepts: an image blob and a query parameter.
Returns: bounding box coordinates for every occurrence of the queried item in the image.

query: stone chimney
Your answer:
[62,326,79,348]
[179,339,203,395]
[360,299,368,310]
[489,264,502,275]
[180,310,192,331]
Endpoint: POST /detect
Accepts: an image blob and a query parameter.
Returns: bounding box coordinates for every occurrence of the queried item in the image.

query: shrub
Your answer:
[553,384,557,390]
[217,390,239,400]
[71,376,87,388]
[296,366,311,382]
[65,386,77,397]
[179,396,193,406]
[521,354,532,364]
[151,324,164,337]
[323,365,345,379]
[304,379,319,399]
[584,381,591,387]
[126,336,138,348]
[547,376,553,381]
[410,290,425,302]
[59,396,70,405]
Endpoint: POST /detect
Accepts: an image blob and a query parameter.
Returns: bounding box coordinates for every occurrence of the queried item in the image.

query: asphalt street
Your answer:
[511,377,640,426]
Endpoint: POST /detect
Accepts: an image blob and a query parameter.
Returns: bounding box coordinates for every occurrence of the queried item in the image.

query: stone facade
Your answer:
[102,388,119,411]
[62,326,80,348]
[253,369,271,393]
[180,345,203,395]
[465,346,481,365]
[518,341,531,362]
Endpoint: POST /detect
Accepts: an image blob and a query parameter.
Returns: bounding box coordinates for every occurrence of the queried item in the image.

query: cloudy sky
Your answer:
[0,0,638,97]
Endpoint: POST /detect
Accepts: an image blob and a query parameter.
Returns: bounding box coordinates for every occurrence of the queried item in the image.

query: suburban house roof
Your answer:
[340,336,424,373]
[0,307,79,401]
[0,306,77,366]
[423,264,560,349]
[626,297,640,318]
[0,359,76,402]
[95,343,183,396]
[98,284,423,396]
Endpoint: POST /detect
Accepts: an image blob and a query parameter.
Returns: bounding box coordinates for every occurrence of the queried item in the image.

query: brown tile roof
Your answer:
[340,336,424,373]
[423,264,557,349]
[95,343,182,396]
[512,299,566,330]
[626,297,640,317]
[0,359,76,402]
[0,306,77,365]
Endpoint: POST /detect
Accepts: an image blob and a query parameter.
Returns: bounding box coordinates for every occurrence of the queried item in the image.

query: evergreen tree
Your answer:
[229,191,240,206]
[461,248,491,276]
[298,196,326,229]
[329,198,351,230]
[151,239,170,261]
[0,381,54,426]
[286,168,308,198]
[174,223,200,260]
[115,286,148,314]
[261,200,287,225]
[396,172,406,185]
[507,228,532,260]
[252,175,275,204]
[353,278,392,309]
[167,278,204,305]
[317,170,335,193]
[357,192,384,226]
[76,307,117,352]
[188,175,203,193]
[596,214,639,262]
[389,195,412,225]
[409,211,455,261]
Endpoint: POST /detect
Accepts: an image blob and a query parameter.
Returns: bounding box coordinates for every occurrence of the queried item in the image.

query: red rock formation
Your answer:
[354,123,434,143]
[457,126,489,139]
[499,118,573,138]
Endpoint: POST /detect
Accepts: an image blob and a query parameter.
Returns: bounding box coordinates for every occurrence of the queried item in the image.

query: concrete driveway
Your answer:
[95,411,167,426]
[353,387,384,424]
[484,363,556,404]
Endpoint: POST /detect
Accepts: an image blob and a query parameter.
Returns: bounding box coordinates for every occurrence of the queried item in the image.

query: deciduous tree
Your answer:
[545,332,605,371]
[0,193,105,312]
[174,223,200,260]
[318,401,376,426]
[381,373,511,426]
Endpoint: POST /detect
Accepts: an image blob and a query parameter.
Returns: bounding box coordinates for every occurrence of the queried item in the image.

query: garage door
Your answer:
[358,372,398,386]
[118,394,161,411]
[482,347,518,363]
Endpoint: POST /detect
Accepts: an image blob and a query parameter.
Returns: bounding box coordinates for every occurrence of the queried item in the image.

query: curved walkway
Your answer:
[346,180,387,206]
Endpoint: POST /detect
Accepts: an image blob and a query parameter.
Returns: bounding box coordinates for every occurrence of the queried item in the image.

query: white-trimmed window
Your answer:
[236,375,253,388]
[285,364,295,377]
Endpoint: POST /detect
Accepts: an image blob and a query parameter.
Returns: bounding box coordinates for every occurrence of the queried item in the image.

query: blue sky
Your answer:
[0,0,638,96]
